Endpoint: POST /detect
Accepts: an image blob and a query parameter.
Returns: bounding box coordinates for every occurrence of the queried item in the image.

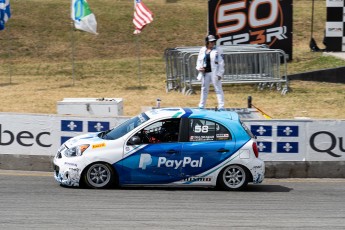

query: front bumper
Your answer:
[53,151,87,187]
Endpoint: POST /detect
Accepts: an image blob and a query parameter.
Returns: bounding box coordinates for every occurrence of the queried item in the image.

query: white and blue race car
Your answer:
[54,108,264,191]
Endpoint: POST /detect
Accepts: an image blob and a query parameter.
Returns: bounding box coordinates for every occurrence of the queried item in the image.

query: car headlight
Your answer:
[64,144,90,157]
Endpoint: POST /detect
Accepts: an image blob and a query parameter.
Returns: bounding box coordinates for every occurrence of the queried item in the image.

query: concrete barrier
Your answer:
[1,112,344,178]
[0,154,53,172]
[265,161,345,178]
[1,154,345,178]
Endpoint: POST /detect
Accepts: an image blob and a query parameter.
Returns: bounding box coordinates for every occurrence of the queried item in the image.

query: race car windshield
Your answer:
[102,113,150,140]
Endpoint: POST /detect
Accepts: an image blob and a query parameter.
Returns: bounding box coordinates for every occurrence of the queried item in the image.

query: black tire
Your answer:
[218,165,249,191]
[83,163,115,189]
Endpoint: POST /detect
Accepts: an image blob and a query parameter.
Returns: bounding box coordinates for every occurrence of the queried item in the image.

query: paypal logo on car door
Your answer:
[116,143,184,184]
[139,153,203,170]
[118,141,240,185]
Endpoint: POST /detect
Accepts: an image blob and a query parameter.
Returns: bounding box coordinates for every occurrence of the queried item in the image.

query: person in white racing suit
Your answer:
[196,35,225,110]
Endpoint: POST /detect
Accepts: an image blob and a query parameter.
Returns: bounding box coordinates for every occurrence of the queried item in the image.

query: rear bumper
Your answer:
[250,158,265,184]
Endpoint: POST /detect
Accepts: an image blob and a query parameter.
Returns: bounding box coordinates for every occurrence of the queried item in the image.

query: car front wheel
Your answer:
[218,165,249,191]
[84,163,115,189]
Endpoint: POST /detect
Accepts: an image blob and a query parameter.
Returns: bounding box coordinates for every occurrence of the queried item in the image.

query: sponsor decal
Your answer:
[208,0,292,59]
[139,154,203,170]
[214,0,287,45]
[190,135,214,141]
[184,177,212,182]
[64,162,77,167]
[0,124,51,147]
[309,131,345,158]
[328,27,343,32]
[139,153,152,170]
[158,157,203,169]
[216,133,229,140]
[92,143,106,149]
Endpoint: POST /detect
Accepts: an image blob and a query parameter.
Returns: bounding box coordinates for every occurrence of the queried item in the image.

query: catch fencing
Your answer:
[164,45,289,95]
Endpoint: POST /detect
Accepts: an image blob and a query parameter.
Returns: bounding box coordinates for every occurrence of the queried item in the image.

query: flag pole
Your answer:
[7,24,11,84]
[133,0,153,89]
[71,21,75,86]
[137,34,142,88]
[0,0,11,84]
[134,0,142,89]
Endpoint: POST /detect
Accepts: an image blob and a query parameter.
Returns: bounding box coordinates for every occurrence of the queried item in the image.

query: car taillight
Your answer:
[252,142,259,158]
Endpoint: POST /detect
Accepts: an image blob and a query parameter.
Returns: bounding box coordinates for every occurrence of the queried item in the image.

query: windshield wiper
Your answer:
[99,130,111,139]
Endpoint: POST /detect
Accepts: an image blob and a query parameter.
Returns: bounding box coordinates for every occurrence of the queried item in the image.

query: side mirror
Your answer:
[127,136,141,145]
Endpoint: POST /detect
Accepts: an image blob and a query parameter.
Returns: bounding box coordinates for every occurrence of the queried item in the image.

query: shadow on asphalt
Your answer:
[86,184,292,193]
[61,183,292,193]
[242,184,292,192]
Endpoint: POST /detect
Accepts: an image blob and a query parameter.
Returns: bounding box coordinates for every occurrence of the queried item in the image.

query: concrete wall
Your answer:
[1,112,344,178]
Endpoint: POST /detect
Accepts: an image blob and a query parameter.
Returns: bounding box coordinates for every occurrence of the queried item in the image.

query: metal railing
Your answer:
[164,45,289,95]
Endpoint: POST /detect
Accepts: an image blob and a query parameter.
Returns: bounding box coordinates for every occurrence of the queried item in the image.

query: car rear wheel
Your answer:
[84,163,115,189]
[218,165,249,191]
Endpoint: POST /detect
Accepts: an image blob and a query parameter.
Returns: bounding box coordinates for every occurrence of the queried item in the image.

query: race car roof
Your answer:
[145,108,239,121]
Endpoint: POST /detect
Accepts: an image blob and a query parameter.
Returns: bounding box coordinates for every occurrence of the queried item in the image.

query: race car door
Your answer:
[120,118,183,184]
[180,118,236,180]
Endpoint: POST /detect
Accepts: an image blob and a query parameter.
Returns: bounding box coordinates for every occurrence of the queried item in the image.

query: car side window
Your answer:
[134,118,180,144]
[189,119,231,142]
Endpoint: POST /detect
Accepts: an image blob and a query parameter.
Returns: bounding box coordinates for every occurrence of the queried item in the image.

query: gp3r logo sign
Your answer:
[208,0,293,59]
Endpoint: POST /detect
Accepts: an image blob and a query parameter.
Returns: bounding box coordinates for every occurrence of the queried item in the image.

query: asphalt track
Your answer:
[1,170,345,229]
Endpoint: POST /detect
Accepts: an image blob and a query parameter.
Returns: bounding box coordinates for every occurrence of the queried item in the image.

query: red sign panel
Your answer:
[208,0,293,59]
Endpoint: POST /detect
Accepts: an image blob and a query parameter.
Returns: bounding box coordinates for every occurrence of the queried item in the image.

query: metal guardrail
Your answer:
[164,45,289,95]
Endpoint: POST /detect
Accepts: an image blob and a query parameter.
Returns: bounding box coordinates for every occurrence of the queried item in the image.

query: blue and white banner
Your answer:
[0,0,11,31]
[256,141,272,153]
[247,121,304,161]
[61,120,83,132]
[277,125,299,137]
[88,121,110,132]
[0,113,344,161]
[277,142,299,154]
[251,125,272,137]
[0,113,129,156]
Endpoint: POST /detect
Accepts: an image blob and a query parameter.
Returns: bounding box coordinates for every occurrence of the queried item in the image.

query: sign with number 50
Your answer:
[208,0,293,60]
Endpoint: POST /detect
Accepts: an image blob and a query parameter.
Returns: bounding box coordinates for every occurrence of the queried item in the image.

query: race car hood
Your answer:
[63,132,101,148]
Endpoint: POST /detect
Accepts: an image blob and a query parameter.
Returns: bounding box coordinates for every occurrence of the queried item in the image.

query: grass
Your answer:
[0,0,344,119]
